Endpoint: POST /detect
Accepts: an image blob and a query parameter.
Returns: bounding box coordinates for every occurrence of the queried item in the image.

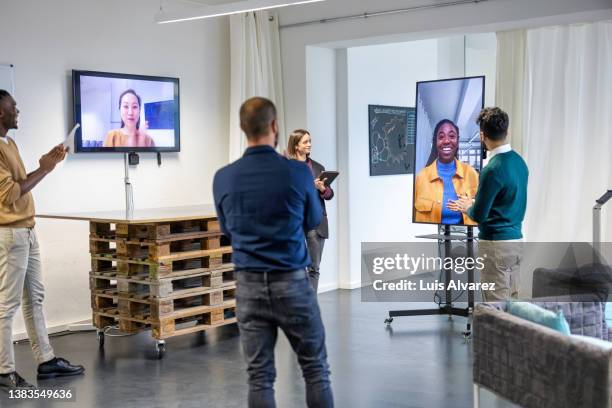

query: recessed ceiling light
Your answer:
[155,0,326,24]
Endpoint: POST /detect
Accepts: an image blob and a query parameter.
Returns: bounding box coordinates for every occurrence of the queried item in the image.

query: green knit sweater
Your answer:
[467,151,528,240]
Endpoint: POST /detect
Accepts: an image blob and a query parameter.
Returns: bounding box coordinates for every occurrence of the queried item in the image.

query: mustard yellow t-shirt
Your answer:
[0,137,35,227]
[103,130,155,147]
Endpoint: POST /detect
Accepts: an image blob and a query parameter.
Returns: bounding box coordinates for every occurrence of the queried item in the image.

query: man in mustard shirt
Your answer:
[0,90,84,392]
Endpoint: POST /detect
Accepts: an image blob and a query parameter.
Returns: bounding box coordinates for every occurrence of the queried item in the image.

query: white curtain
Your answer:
[511,21,612,242]
[229,11,286,162]
[495,30,527,154]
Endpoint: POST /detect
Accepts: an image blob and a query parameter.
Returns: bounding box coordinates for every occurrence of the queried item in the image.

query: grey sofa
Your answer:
[473,302,612,408]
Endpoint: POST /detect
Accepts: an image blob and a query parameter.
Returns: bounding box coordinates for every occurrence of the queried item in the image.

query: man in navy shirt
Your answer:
[213,97,333,408]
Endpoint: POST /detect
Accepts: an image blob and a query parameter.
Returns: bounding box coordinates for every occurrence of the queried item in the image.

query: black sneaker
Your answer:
[37,357,85,380]
[0,372,35,392]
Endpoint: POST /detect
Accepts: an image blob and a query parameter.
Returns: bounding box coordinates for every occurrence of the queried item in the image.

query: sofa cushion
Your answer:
[534,301,608,340]
[508,301,571,335]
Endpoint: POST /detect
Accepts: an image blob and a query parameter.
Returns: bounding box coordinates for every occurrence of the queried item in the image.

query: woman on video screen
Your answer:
[414,119,478,225]
[103,89,155,148]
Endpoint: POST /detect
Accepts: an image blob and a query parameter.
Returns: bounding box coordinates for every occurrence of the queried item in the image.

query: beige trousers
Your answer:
[478,239,523,302]
[0,227,54,374]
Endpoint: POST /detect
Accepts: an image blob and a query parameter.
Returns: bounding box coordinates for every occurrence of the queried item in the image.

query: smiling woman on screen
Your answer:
[103,89,155,148]
[414,119,478,225]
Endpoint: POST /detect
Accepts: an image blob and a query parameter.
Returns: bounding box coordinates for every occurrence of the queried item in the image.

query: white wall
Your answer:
[0,0,229,336]
[305,47,338,292]
[281,0,612,289]
[437,36,466,79]
[466,33,498,106]
[344,40,441,286]
[335,49,351,288]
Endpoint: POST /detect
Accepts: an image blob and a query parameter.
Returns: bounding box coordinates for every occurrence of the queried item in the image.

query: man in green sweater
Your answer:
[448,107,528,301]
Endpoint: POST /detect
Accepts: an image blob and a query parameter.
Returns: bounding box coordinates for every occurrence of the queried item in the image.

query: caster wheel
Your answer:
[97,329,105,349]
[155,341,166,359]
[384,317,393,325]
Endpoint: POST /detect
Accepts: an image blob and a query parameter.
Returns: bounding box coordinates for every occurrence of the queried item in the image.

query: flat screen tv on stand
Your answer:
[386,76,486,337]
[72,70,181,216]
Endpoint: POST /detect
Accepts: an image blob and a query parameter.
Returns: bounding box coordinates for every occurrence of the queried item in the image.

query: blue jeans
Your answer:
[236,269,333,408]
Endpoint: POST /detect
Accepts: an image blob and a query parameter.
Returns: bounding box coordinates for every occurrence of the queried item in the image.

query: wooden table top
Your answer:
[37,204,218,224]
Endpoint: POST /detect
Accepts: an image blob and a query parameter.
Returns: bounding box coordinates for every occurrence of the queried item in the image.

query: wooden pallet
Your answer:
[90,233,230,258]
[92,312,118,330]
[90,266,234,296]
[119,268,235,298]
[91,292,118,314]
[90,218,220,240]
[152,302,237,339]
[93,301,237,339]
[91,247,232,279]
[88,216,237,341]
[116,235,230,261]
[118,286,236,320]
[89,257,117,275]
[89,271,117,294]
[89,238,117,255]
[90,222,116,239]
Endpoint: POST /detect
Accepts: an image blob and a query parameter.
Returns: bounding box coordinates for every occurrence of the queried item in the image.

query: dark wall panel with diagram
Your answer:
[369,105,415,176]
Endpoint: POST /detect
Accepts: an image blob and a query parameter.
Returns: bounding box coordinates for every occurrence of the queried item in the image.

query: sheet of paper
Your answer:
[63,123,79,153]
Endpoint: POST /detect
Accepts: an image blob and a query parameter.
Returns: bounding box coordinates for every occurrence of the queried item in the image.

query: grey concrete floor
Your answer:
[2,289,516,408]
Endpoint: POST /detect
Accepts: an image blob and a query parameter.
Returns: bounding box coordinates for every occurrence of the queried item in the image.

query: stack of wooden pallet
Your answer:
[88,217,236,341]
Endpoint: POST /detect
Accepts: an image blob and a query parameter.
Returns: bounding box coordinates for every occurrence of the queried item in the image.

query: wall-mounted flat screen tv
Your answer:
[412,76,485,226]
[72,70,180,153]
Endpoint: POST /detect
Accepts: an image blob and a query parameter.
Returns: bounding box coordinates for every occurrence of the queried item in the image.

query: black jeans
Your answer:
[236,269,333,408]
[306,230,326,292]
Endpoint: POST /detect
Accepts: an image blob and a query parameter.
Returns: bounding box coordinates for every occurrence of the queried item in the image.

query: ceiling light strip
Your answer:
[280,0,489,29]
[156,0,325,24]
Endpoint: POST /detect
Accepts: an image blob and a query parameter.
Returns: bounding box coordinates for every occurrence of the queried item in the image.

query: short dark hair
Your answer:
[239,97,277,140]
[477,107,509,141]
[0,90,11,103]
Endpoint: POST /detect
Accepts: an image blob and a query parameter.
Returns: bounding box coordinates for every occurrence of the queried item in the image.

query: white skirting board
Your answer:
[317,283,365,292]
[317,283,339,293]
[12,320,94,342]
[67,321,96,332]
[339,280,364,290]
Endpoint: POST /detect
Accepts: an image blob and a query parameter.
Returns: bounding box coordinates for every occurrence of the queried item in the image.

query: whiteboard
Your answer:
[0,64,15,94]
